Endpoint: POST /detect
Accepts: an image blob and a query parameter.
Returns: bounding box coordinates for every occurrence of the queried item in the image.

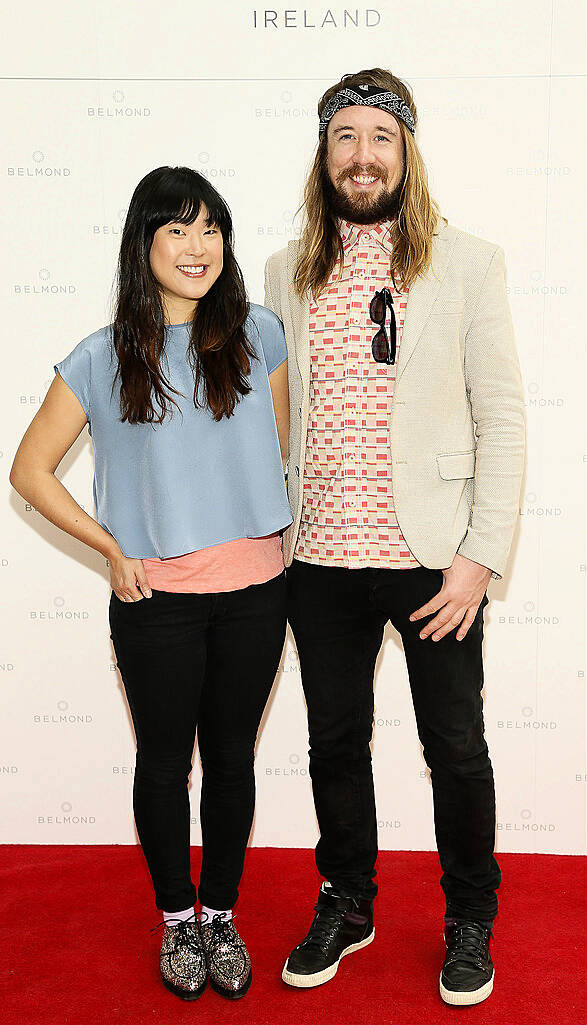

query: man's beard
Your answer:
[325,162,404,225]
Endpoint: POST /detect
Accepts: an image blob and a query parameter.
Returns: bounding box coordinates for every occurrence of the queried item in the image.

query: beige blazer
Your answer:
[264,223,525,578]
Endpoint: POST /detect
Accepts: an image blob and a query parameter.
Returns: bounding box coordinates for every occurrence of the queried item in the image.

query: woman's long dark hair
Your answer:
[112,166,254,423]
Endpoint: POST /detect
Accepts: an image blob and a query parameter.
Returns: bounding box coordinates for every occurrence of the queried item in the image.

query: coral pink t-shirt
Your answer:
[142,534,283,594]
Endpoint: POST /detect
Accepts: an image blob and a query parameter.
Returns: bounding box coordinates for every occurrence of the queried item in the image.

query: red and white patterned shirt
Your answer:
[295,219,421,569]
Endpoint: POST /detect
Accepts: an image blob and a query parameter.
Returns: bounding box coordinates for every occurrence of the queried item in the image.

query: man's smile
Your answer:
[348,173,378,187]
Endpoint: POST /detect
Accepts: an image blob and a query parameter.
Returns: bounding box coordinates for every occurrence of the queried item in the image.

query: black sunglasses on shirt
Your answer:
[369,287,396,365]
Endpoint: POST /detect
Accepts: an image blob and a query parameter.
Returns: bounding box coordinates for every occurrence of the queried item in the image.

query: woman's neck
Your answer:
[162,294,198,327]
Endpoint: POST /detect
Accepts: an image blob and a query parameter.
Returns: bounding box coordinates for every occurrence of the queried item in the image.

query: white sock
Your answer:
[163,906,195,927]
[200,905,232,924]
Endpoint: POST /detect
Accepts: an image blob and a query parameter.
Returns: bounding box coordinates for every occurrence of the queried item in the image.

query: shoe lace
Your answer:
[301,902,353,955]
[445,921,490,969]
[200,914,247,976]
[151,916,205,973]
[200,912,235,947]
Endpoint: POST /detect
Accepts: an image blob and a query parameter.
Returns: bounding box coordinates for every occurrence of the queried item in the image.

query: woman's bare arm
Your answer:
[10,375,150,600]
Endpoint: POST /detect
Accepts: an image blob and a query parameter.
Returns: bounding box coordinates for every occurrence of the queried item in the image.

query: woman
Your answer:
[10,166,292,1001]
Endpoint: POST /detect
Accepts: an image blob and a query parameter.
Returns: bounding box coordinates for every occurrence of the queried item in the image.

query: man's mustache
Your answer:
[336,163,389,186]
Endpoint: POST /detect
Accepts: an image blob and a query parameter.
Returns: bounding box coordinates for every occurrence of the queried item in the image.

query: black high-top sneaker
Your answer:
[440,920,494,1006]
[282,885,374,988]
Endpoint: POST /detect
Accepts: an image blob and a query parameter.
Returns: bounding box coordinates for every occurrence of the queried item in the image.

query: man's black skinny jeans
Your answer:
[287,559,501,922]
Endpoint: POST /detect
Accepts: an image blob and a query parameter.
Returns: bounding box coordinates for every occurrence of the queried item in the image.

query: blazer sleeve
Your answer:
[457,247,526,578]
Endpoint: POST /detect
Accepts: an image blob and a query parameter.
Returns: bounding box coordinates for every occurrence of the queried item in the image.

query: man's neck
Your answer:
[341,217,394,230]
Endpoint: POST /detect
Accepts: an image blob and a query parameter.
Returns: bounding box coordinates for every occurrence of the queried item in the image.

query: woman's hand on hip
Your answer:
[110,553,152,602]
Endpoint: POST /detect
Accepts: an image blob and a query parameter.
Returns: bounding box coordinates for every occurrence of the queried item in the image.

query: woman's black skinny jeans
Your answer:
[109,572,286,913]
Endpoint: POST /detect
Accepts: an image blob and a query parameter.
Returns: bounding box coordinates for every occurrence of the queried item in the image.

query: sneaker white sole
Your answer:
[439,970,494,1006]
[281,928,375,989]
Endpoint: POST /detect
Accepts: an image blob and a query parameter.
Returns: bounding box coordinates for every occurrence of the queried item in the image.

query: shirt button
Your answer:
[298,407,302,417]
[295,466,300,476]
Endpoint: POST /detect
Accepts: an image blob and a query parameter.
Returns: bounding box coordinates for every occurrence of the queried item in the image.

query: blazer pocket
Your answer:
[436,451,476,480]
[429,298,466,316]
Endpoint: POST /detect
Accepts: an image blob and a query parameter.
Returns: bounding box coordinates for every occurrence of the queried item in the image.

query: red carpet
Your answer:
[1,845,585,1025]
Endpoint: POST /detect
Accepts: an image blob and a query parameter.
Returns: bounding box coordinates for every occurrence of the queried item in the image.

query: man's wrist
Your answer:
[454,553,492,575]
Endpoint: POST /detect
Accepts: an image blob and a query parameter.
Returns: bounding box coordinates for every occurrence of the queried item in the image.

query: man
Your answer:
[264,69,525,1007]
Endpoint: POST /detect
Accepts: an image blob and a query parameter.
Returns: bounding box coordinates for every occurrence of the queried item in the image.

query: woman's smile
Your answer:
[176,264,207,279]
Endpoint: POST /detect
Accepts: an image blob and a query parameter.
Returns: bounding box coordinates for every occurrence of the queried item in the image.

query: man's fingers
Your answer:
[410,589,446,623]
[456,606,478,641]
[419,604,460,639]
[430,607,468,641]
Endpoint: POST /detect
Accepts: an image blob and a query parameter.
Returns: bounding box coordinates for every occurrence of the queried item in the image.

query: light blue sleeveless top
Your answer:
[55,304,292,559]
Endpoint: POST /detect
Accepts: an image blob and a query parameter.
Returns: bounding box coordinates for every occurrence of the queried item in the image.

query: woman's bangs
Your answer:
[148,173,230,237]
[148,180,202,234]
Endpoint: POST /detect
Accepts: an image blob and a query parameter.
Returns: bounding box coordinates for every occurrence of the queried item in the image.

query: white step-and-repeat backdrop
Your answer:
[2,1,585,854]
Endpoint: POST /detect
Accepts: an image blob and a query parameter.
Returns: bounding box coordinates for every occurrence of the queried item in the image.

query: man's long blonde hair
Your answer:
[294,69,441,299]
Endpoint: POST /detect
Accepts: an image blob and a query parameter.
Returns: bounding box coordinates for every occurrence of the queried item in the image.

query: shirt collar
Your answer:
[339,219,394,257]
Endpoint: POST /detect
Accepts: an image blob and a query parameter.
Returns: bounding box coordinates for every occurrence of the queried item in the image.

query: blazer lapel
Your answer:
[286,241,311,393]
[396,224,454,382]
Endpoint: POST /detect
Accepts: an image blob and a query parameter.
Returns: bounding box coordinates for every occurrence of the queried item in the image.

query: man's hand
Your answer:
[409,554,491,642]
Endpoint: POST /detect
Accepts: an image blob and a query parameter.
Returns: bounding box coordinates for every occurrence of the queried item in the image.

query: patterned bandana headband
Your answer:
[319,85,416,137]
